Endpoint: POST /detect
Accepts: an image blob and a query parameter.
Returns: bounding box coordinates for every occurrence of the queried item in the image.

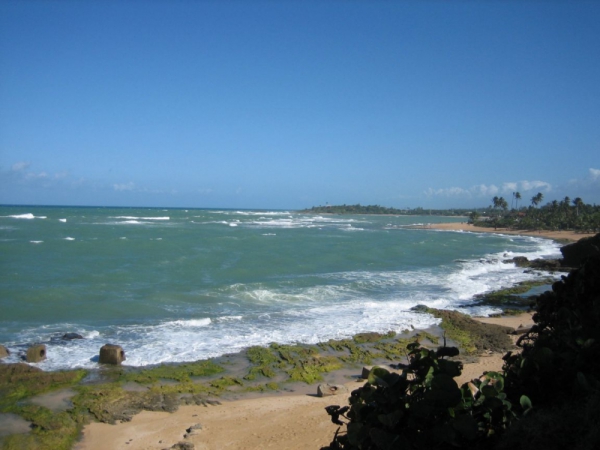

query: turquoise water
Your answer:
[0,206,560,370]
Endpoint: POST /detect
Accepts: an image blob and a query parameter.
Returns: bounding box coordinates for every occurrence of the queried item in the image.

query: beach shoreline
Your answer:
[74,313,533,450]
[425,222,595,243]
[75,225,593,450]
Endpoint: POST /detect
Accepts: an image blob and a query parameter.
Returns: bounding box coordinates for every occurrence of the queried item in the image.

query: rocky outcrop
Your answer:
[0,345,9,359]
[505,256,565,272]
[560,233,600,268]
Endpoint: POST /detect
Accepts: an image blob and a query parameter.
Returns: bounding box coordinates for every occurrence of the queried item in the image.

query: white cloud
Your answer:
[469,184,499,197]
[424,187,470,197]
[113,182,135,191]
[519,180,551,192]
[11,161,31,172]
[425,180,553,201]
[590,168,600,180]
[25,171,48,180]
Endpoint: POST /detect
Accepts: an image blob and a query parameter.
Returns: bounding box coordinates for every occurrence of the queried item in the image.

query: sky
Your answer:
[1,0,599,210]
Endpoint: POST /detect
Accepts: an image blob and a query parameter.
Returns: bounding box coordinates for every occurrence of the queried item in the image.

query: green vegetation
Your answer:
[301,204,470,216]
[323,255,600,450]
[324,344,522,450]
[476,194,600,232]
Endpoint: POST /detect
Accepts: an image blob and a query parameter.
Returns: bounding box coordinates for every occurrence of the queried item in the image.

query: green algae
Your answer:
[0,365,88,450]
[244,343,344,384]
[318,338,378,364]
[472,278,554,309]
[210,376,244,390]
[353,331,396,344]
[122,359,224,383]
[0,364,87,411]
[1,405,81,450]
[423,308,513,355]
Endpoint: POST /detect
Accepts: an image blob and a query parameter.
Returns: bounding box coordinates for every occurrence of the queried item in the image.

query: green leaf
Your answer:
[481,385,498,398]
[368,367,390,386]
[520,395,533,411]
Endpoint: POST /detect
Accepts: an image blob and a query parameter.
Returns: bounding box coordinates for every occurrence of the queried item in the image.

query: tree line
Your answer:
[471,192,600,232]
[301,204,472,217]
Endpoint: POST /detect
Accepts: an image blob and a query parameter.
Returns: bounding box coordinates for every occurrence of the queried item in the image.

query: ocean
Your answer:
[0,206,561,371]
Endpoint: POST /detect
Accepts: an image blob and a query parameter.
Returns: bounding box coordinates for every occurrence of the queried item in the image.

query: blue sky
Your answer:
[1,0,599,210]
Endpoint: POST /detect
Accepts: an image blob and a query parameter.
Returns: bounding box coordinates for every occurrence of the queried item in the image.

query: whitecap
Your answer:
[111,216,170,220]
[59,218,67,223]
[30,240,43,244]
[6,213,35,219]
[64,237,75,241]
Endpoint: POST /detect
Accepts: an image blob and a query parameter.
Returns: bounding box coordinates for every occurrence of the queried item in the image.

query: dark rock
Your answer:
[507,256,565,272]
[99,344,126,365]
[62,333,84,340]
[560,233,600,268]
[411,304,430,313]
[511,256,529,267]
[529,258,563,271]
[184,423,203,438]
[26,344,47,363]
[165,442,195,450]
[0,345,9,359]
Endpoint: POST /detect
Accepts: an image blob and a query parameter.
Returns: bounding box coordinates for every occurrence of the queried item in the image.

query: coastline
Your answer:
[76,226,588,450]
[425,222,595,243]
[75,314,533,450]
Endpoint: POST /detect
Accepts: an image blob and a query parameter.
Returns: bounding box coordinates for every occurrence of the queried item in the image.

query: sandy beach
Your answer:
[76,313,534,450]
[426,222,595,243]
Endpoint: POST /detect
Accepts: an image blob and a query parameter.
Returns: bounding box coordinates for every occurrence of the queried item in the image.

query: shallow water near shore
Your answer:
[0,206,560,371]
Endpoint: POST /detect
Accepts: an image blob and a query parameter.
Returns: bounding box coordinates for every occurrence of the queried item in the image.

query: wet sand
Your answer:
[76,313,534,450]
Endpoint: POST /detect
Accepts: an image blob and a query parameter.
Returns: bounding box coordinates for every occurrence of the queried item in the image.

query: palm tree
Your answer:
[492,196,500,209]
[515,192,521,210]
[531,192,543,208]
[573,197,584,217]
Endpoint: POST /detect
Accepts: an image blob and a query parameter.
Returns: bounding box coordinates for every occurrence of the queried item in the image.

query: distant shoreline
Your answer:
[428,222,594,243]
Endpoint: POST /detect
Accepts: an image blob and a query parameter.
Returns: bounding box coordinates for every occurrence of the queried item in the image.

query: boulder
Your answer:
[0,345,9,359]
[511,256,529,267]
[62,333,84,340]
[99,344,126,365]
[317,383,349,397]
[26,344,47,363]
[560,233,600,268]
